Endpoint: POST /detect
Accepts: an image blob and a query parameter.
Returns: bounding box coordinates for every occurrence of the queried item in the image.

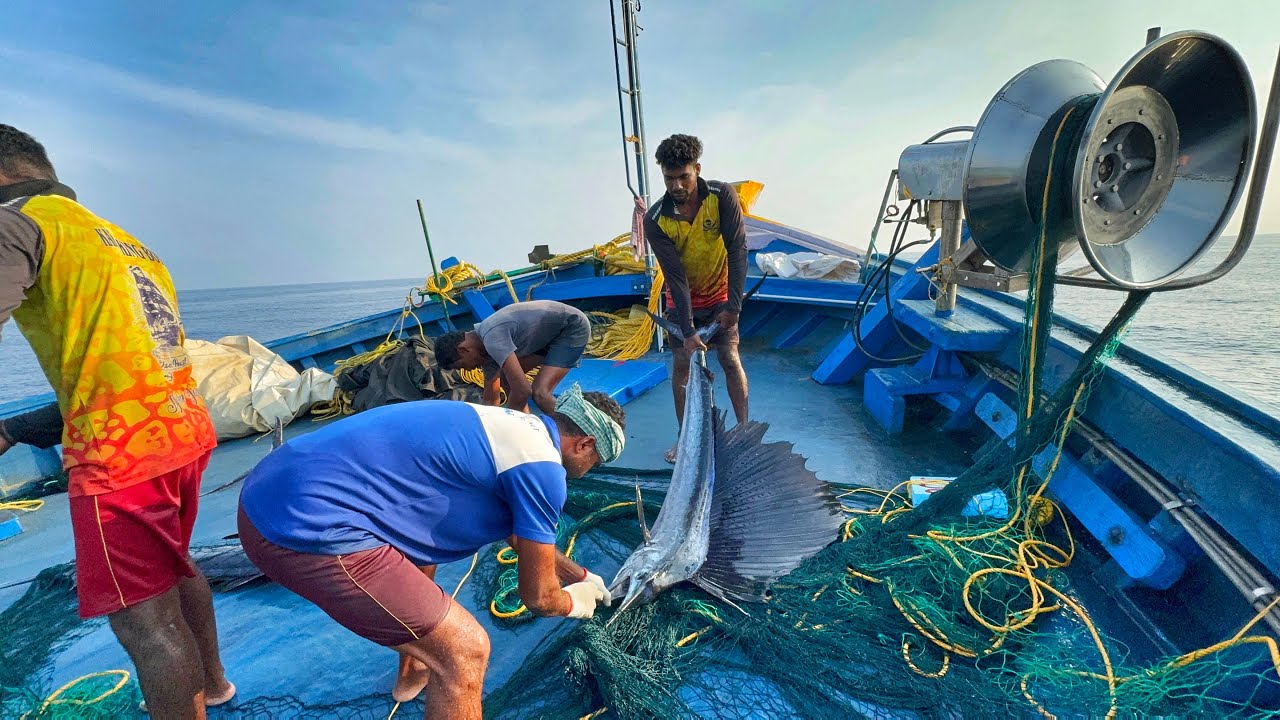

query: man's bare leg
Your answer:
[176,563,235,704]
[108,586,206,719]
[666,346,692,463]
[393,598,490,720]
[716,342,749,424]
[394,565,437,703]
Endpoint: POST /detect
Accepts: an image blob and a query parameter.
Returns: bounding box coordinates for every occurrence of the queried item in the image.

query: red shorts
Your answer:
[237,507,451,647]
[69,451,212,618]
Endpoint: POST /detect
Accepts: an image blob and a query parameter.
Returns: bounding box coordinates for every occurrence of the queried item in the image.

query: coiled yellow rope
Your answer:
[584,267,664,362]
[20,670,131,720]
[424,262,521,305]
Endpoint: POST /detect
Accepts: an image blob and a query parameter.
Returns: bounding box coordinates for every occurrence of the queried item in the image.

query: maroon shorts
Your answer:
[237,508,450,647]
[665,304,740,347]
[69,452,211,619]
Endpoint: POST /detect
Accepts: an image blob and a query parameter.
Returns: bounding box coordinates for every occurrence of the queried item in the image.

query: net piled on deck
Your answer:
[4,449,1280,718]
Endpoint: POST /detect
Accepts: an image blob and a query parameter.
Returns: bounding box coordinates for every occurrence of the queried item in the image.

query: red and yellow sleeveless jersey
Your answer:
[1,188,215,496]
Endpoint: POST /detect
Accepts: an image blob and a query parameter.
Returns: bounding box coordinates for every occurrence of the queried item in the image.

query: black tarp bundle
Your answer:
[335,337,482,412]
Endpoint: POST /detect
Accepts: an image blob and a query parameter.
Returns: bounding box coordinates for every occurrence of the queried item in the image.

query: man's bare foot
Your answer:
[206,680,236,706]
[140,681,235,713]
[393,654,430,703]
[664,445,678,464]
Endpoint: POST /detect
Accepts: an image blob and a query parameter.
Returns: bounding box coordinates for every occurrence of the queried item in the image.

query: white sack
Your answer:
[755,251,862,282]
[185,335,336,440]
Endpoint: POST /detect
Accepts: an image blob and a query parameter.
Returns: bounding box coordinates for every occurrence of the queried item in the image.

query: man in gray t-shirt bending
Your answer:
[435,300,592,415]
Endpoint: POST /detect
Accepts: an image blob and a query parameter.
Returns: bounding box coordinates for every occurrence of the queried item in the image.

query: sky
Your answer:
[1,0,1276,291]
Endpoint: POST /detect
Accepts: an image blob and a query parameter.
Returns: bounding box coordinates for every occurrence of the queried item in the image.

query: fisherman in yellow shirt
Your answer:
[644,134,749,463]
[0,125,232,718]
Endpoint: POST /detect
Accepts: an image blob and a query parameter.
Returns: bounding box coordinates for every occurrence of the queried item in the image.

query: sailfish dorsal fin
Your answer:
[691,416,844,604]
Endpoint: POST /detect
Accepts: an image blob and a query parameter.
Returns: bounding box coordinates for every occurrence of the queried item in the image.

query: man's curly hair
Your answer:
[434,331,467,369]
[0,125,56,180]
[655,134,702,170]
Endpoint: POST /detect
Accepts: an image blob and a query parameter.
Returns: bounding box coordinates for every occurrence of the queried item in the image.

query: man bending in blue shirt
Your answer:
[237,385,625,719]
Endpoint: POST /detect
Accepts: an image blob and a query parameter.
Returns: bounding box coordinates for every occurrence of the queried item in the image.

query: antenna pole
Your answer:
[417,199,454,329]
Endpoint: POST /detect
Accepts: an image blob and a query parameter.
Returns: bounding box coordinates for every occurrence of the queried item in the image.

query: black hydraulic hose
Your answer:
[849,201,933,363]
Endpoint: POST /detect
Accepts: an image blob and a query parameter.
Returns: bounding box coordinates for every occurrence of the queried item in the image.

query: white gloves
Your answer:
[564,582,608,619]
[583,571,613,605]
[561,567,613,619]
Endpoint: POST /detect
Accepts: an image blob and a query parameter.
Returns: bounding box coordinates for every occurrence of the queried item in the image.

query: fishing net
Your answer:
[476,295,1280,719]
[4,449,1280,719]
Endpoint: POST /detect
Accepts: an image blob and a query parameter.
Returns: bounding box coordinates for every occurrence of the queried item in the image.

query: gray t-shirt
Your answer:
[476,300,590,375]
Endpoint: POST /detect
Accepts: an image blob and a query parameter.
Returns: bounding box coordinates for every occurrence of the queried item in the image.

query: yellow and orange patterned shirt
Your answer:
[0,181,215,496]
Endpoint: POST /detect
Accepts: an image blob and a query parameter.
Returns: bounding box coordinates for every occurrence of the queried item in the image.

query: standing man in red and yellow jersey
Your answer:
[0,125,233,718]
[645,134,749,463]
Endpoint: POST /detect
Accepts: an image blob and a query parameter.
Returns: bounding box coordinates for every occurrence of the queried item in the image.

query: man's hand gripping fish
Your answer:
[608,311,844,620]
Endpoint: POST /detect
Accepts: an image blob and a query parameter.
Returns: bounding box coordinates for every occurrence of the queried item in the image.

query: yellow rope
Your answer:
[21,670,130,720]
[902,640,951,679]
[675,625,714,648]
[584,267,665,362]
[0,499,44,513]
[311,302,434,420]
[424,237,639,309]
[423,262,520,304]
[453,553,480,599]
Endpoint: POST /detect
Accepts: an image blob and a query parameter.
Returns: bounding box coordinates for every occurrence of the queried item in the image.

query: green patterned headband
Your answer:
[554,384,625,464]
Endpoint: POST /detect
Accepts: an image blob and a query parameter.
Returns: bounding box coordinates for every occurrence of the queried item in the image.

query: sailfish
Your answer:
[608,310,844,619]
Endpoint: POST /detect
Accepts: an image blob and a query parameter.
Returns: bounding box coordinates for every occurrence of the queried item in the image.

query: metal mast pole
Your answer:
[610,0,662,351]
[620,0,651,203]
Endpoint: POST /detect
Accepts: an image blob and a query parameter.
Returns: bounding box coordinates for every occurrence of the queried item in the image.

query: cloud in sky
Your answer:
[0,47,480,162]
[0,0,1275,292]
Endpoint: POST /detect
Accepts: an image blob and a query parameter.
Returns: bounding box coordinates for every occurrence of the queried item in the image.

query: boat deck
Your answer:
[2,332,976,715]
